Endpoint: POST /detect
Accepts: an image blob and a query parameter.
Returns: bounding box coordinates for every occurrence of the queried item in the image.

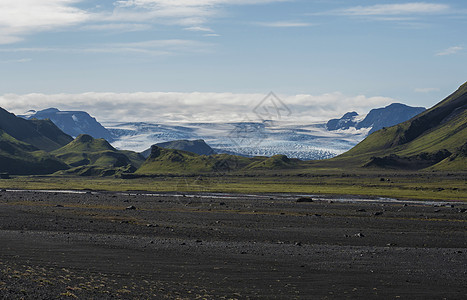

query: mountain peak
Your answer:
[75,134,94,143]
[20,108,114,141]
[141,139,215,158]
[327,103,425,134]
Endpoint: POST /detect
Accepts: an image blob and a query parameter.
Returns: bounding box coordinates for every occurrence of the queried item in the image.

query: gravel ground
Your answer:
[0,190,466,299]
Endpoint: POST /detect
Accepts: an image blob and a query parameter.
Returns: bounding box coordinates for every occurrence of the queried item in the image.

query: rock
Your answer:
[295,242,302,246]
[355,233,365,238]
[219,202,226,206]
[356,209,366,212]
[55,204,64,207]
[296,197,313,203]
[126,205,136,210]
[374,212,383,216]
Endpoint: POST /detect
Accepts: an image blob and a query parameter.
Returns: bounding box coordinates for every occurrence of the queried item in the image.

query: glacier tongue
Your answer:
[105,121,367,160]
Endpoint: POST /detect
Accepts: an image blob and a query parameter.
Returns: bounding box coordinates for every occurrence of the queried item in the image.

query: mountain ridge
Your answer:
[327,103,426,134]
[0,107,73,151]
[21,108,114,142]
[334,82,467,170]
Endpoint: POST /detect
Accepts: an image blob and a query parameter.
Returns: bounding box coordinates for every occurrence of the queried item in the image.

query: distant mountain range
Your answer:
[18,102,424,161]
[1,83,464,175]
[21,108,114,142]
[327,103,426,134]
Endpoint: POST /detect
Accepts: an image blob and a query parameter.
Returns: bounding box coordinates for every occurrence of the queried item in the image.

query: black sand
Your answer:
[0,190,466,299]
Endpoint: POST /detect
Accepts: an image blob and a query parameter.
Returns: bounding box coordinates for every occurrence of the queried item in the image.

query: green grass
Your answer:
[1,172,465,201]
[51,135,145,175]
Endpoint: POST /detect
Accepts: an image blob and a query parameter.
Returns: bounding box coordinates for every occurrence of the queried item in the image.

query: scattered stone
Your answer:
[195,239,202,243]
[126,205,136,210]
[219,202,226,206]
[355,233,365,238]
[55,204,64,207]
[380,178,385,182]
[295,242,302,246]
[458,208,466,213]
[374,212,383,216]
[356,209,366,212]
[296,197,313,203]
[314,214,321,217]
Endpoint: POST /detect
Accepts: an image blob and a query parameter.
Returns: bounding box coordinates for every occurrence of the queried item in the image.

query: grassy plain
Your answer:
[0,171,465,201]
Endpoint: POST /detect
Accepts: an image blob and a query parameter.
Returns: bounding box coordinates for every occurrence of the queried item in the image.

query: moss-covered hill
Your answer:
[0,107,72,151]
[329,81,467,170]
[0,129,69,175]
[52,134,145,176]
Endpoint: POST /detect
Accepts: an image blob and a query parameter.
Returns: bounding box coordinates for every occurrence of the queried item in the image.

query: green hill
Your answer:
[141,139,215,158]
[245,155,301,170]
[0,129,69,175]
[333,81,467,170]
[0,107,73,151]
[52,134,145,176]
[135,146,300,175]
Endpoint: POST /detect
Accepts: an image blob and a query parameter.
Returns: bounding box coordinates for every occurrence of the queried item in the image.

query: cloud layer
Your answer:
[0,92,395,124]
[0,0,89,44]
[436,46,463,56]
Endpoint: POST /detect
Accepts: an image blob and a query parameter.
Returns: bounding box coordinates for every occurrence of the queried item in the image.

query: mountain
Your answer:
[0,107,73,151]
[0,129,69,175]
[327,103,426,134]
[141,139,215,158]
[326,112,359,131]
[52,134,144,176]
[107,121,356,161]
[334,82,467,170]
[21,108,114,142]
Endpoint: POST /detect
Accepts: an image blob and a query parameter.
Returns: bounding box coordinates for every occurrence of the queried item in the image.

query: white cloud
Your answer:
[0,39,213,56]
[0,58,32,64]
[436,46,463,56]
[0,0,290,44]
[109,0,288,26]
[257,21,314,28]
[0,0,89,44]
[338,3,449,16]
[81,23,151,32]
[0,91,395,124]
[184,26,213,32]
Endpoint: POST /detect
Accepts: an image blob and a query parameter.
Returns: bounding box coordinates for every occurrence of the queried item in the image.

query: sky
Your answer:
[0,0,466,123]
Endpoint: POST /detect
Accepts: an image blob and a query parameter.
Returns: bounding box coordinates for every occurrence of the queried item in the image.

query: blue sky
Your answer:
[0,0,466,122]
